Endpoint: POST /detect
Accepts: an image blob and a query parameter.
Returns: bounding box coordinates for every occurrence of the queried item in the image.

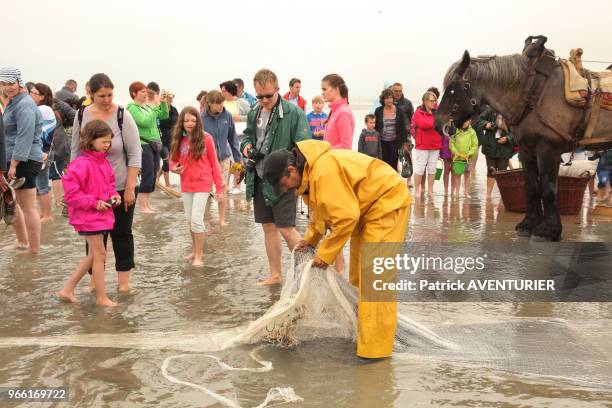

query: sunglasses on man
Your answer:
[256,93,276,100]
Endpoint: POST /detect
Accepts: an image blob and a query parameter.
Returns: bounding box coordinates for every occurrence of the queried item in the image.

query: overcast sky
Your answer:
[5,0,611,107]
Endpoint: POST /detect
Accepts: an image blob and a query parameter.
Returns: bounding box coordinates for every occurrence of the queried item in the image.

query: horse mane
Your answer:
[443,53,529,89]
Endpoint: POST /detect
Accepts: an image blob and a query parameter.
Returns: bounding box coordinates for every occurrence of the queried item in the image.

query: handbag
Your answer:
[399,149,413,178]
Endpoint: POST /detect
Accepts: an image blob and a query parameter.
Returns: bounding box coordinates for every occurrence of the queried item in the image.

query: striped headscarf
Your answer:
[0,67,25,87]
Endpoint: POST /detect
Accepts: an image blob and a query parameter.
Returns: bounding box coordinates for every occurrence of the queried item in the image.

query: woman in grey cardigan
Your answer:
[70,73,142,294]
[0,66,44,254]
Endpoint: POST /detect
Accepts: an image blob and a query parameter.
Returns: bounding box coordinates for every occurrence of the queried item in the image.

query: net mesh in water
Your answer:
[224,248,612,389]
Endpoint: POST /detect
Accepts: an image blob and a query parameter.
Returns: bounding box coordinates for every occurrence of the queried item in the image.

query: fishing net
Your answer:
[224,247,358,349]
[222,248,612,390]
[225,247,454,351]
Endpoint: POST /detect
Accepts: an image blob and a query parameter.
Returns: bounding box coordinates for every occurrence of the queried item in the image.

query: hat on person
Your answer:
[263,149,292,196]
[0,67,25,87]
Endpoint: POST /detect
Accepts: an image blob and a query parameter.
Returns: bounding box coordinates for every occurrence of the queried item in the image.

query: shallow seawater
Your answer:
[1,155,611,407]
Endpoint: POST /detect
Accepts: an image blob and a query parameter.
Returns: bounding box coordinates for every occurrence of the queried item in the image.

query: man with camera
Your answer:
[241,68,311,285]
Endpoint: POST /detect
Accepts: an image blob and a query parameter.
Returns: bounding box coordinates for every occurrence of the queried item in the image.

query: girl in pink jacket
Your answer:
[58,120,121,307]
[169,107,224,267]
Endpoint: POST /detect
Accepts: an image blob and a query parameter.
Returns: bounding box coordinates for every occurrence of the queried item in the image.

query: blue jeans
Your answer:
[35,162,51,195]
[140,143,160,193]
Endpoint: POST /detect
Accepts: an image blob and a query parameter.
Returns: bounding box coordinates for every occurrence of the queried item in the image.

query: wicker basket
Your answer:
[493,169,590,215]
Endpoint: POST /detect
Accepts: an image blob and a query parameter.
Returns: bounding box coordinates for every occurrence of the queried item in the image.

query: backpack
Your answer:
[77,106,128,165]
[50,126,70,162]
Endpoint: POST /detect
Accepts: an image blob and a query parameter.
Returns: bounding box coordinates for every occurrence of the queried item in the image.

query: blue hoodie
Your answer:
[201,108,242,163]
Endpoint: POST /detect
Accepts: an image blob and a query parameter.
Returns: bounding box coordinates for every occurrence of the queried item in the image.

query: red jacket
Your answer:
[170,132,224,193]
[411,107,442,150]
[282,92,307,111]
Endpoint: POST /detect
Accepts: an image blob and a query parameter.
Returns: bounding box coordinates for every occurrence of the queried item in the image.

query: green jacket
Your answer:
[474,107,516,159]
[126,102,169,144]
[241,97,311,204]
[449,126,479,159]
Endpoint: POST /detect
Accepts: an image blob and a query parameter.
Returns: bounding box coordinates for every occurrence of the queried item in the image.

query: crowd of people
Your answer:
[2,64,611,362]
[1,65,611,308]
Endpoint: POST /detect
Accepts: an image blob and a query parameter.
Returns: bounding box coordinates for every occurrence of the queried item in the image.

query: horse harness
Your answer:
[458,36,604,148]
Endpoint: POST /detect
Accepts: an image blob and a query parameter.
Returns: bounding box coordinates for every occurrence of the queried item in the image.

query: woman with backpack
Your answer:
[28,83,56,223]
[70,73,142,294]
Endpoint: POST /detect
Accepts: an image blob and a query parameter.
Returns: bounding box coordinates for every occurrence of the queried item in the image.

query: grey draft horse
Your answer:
[435,36,612,241]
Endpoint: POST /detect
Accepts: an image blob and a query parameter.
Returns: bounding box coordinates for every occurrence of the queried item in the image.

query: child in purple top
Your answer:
[59,120,121,307]
[306,96,327,141]
[440,133,453,195]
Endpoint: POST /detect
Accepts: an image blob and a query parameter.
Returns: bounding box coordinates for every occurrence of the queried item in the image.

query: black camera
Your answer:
[244,150,265,173]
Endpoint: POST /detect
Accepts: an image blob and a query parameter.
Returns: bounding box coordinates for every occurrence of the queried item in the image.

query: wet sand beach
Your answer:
[1,130,612,406]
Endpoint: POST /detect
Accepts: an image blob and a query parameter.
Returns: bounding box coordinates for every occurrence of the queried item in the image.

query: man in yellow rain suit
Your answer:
[263,139,411,359]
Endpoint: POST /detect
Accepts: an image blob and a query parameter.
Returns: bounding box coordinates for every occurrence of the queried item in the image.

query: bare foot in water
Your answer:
[40,217,53,224]
[140,208,156,214]
[58,290,78,303]
[192,259,203,267]
[96,298,118,307]
[3,240,28,251]
[117,285,135,294]
[184,253,194,260]
[257,276,283,286]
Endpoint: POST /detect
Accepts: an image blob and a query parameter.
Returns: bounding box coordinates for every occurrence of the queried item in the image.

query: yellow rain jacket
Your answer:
[296,140,411,358]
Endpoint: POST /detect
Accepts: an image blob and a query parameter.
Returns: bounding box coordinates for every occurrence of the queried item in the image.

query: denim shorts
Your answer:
[35,163,51,195]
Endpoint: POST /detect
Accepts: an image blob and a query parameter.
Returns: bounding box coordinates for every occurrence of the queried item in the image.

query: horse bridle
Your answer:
[448,74,480,123]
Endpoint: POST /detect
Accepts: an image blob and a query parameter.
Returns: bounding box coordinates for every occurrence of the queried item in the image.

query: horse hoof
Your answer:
[516,229,532,237]
[532,222,562,242]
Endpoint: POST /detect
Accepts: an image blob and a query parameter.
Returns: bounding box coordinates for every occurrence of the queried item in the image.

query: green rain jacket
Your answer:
[241,97,311,205]
[474,107,516,159]
[126,102,169,144]
[449,126,479,159]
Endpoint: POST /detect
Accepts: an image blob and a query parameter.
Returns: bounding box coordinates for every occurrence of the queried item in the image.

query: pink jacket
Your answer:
[170,132,224,193]
[324,98,355,149]
[62,150,118,232]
